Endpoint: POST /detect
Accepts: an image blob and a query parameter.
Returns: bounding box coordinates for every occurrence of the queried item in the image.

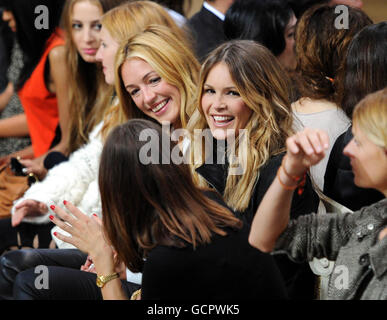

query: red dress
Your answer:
[18,30,65,158]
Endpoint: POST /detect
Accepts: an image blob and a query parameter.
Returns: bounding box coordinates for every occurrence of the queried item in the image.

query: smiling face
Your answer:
[343,124,387,193]
[201,62,252,140]
[96,26,119,85]
[71,0,103,63]
[121,58,181,127]
[277,14,297,71]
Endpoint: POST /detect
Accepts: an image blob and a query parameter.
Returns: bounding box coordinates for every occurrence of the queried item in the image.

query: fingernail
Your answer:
[49,215,54,220]
[63,200,67,205]
[50,205,55,210]
[93,214,98,217]
[53,232,57,237]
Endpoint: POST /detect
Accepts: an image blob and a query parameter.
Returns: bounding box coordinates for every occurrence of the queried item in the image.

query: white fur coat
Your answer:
[12,122,104,248]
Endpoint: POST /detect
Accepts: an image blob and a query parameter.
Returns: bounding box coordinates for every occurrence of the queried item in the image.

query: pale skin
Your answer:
[248,127,387,252]
[49,201,128,300]
[0,38,71,173]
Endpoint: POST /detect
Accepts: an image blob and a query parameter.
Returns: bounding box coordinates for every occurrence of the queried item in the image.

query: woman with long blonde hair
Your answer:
[1,3,200,300]
[188,40,319,299]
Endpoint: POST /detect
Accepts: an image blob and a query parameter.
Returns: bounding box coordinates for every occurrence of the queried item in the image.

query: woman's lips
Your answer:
[152,99,170,116]
[83,48,97,55]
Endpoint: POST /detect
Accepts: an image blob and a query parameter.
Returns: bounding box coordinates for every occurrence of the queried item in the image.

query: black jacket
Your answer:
[142,191,288,300]
[196,152,320,300]
[324,126,384,211]
[186,6,227,62]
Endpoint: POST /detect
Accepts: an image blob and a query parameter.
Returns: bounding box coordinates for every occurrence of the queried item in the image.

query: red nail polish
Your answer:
[53,232,57,237]
[49,215,54,220]
[50,205,55,210]
[63,200,67,205]
[93,214,98,217]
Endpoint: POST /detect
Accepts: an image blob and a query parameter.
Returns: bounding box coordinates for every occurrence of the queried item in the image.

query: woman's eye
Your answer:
[287,32,295,39]
[72,23,82,30]
[204,88,215,94]
[149,77,161,84]
[93,23,102,31]
[228,90,240,96]
[128,88,139,96]
[101,42,106,48]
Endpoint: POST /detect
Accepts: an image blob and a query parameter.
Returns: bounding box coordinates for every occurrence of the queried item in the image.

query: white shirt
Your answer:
[203,1,225,21]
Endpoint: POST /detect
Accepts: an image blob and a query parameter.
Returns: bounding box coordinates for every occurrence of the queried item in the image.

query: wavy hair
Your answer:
[60,0,126,153]
[100,1,194,139]
[295,4,372,103]
[114,24,199,131]
[188,40,293,211]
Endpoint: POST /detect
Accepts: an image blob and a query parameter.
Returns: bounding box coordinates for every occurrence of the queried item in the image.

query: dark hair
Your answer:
[338,22,387,119]
[295,4,372,103]
[0,0,65,90]
[287,0,329,18]
[100,119,242,272]
[150,0,191,16]
[224,0,294,56]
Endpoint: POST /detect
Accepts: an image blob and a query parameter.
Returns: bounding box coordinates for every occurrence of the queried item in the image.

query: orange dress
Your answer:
[18,30,65,158]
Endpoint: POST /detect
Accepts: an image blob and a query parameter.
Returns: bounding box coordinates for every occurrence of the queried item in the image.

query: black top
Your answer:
[324,126,384,211]
[186,6,227,62]
[196,151,320,300]
[141,191,288,300]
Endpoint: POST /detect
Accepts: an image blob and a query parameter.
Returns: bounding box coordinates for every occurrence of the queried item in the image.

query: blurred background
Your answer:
[184,0,387,23]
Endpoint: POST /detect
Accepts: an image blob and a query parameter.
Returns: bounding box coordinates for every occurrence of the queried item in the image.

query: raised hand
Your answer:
[12,199,48,227]
[50,201,115,274]
[284,127,330,177]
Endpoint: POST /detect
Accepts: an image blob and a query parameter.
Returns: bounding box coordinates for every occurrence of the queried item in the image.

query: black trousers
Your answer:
[0,218,55,255]
[0,248,140,300]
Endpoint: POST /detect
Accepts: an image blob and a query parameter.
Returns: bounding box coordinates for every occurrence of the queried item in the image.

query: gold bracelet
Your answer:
[130,288,142,300]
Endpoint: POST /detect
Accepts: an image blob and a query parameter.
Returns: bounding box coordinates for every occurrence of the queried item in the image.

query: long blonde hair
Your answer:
[60,0,124,153]
[353,88,387,149]
[188,40,293,211]
[113,24,199,134]
[100,1,196,139]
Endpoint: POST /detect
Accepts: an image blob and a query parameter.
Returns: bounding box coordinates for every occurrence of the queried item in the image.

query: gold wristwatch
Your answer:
[96,272,119,288]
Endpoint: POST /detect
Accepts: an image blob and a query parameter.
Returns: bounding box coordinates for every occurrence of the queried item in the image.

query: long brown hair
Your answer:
[188,40,292,211]
[337,22,387,119]
[100,119,242,273]
[60,0,126,153]
[295,4,372,103]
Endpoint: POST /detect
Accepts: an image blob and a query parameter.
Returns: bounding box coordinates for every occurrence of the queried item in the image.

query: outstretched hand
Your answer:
[284,128,330,176]
[50,201,114,271]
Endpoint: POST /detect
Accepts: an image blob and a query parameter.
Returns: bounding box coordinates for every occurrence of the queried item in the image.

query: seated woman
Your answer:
[1,19,198,299]
[187,40,319,299]
[290,4,371,191]
[249,87,387,300]
[324,22,387,211]
[0,0,67,164]
[49,119,288,300]
[0,0,125,255]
